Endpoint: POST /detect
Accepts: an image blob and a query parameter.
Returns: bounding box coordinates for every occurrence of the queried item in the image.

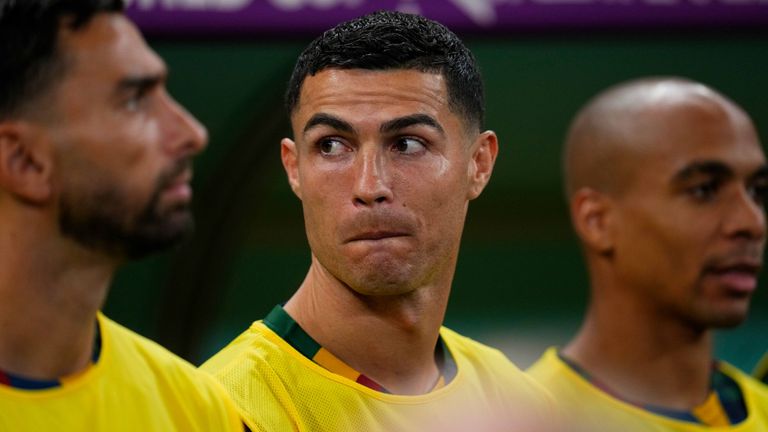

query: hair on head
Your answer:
[285,10,485,132]
[0,0,124,119]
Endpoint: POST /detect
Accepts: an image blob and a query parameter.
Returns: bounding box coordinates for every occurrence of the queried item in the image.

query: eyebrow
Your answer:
[302,113,446,138]
[380,114,445,137]
[115,73,166,96]
[672,160,768,184]
[303,113,355,135]
[673,160,734,183]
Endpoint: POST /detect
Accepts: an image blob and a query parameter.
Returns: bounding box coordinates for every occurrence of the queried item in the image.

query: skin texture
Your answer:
[282,68,497,395]
[0,13,206,379]
[563,78,767,409]
[51,14,207,259]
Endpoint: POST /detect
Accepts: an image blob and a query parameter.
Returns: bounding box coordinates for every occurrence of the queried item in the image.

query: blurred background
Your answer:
[107,0,768,370]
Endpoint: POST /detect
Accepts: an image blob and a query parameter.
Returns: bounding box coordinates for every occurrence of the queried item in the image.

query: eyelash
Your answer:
[686,178,768,206]
[123,86,153,111]
[687,180,721,201]
[392,137,427,155]
[314,136,428,156]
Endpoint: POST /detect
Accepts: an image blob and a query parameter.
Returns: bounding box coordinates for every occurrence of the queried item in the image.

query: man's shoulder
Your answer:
[199,320,306,410]
[439,326,525,375]
[527,347,569,383]
[0,314,246,432]
[101,314,237,399]
[723,363,768,426]
[200,320,286,378]
[528,350,768,431]
[100,314,198,375]
[720,361,768,400]
[440,327,555,406]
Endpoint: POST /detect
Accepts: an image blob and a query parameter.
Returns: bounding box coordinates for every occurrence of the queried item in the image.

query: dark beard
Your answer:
[58,159,195,260]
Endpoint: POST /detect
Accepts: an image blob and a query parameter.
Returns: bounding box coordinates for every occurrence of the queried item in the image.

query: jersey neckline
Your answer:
[263,304,457,394]
[557,349,748,426]
[0,319,102,391]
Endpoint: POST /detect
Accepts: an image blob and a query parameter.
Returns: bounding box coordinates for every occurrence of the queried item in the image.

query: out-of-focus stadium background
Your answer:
[106,1,768,371]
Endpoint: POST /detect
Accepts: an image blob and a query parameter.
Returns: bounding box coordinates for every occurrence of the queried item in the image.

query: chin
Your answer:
[348,275,417,297]
[709,313,749,329]
[694,306,750,329]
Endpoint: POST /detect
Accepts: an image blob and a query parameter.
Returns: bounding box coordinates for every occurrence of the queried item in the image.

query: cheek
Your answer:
[616,209,705,290]
[399,163,470,243]
[414,161,468,212]
[298,171,346,243]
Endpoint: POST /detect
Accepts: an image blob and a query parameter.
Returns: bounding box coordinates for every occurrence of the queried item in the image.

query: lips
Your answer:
[161,169,193,202]
[342,212,416,244]
[704,259,762,294]
[347,230,410,242]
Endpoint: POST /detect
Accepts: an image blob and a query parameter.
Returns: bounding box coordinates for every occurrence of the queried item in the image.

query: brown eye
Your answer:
[319,138,347,156]
[392,137,425,155]
[687,180,721,201]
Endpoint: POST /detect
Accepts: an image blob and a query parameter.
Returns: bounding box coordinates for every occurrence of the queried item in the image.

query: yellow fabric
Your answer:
[202,321,556,431]
[0,313,248,432]
[528,347,768,431]
[692,392,730,427]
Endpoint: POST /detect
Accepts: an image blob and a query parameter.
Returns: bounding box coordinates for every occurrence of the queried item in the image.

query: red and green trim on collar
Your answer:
[264,304,457,394]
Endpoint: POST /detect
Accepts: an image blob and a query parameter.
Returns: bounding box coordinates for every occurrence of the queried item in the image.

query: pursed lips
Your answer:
[346,230,411,243]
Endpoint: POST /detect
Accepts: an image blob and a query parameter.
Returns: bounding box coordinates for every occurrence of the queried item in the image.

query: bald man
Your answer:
[528,77,768,431]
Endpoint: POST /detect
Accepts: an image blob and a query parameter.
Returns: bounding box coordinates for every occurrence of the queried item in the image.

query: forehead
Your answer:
[57,14,165,91]
[627,99,765,183]
[292,69,455,133]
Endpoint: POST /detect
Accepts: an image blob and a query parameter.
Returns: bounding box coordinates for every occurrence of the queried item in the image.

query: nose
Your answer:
[723,187,767,242]
[353,145,393,207]
[163,92,208,156]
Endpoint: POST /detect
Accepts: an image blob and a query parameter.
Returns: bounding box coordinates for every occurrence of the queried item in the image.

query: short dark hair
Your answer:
[285,10,485,132]
[0,0,124,119]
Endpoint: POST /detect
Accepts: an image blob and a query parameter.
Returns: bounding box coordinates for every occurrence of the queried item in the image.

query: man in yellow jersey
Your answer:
[528,77,768,431]
[0,1,252,430]
[202,10,554,432]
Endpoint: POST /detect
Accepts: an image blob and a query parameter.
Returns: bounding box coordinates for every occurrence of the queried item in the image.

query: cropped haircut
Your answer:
[285,10,485,132]
[0,0,124,119]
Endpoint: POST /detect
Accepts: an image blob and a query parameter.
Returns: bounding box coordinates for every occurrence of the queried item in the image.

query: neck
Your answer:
[564,281,713,410]
[284,256,451,395]
[0,211,116,380]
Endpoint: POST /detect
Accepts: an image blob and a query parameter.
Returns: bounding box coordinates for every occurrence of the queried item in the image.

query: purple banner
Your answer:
[125,0,768,36]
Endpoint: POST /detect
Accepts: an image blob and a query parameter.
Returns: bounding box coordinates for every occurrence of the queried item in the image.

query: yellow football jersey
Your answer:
[0,313,248,431]
[202,319,556,431]
[528,347,768,431]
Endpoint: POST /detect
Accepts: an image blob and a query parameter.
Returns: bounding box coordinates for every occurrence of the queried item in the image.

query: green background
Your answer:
[104,31,768,371]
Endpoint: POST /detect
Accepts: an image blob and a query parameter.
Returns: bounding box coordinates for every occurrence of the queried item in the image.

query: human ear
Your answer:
[467,130,498,200]
[281,137,302,200]
[0,121,52,204]
[570,188,614,255]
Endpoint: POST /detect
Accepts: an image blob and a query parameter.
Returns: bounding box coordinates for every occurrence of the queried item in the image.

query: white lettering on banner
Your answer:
[125,0,768,19]
[396,0,422,15]
[449,0,768,24]
[125,0,252,10]
[449,0,497,25]
[268,0,364,11]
